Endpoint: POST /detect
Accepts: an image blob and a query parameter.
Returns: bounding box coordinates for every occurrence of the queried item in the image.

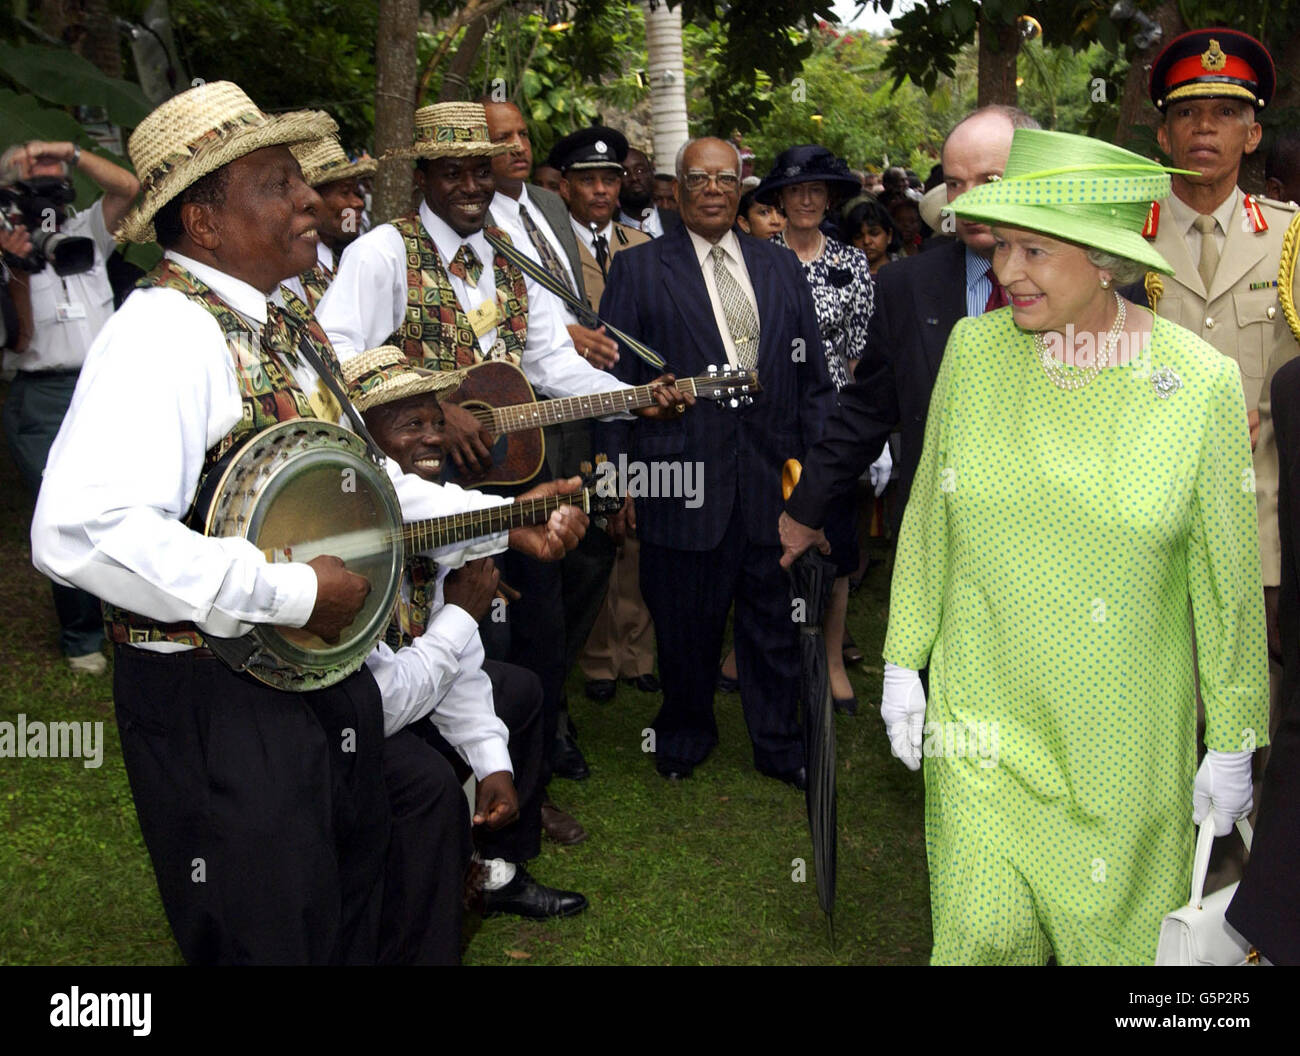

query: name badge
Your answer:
[55,302,88,322]
[467,299,498,338]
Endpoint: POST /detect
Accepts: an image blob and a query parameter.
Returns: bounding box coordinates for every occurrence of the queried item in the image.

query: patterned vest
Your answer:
[383,555,439,651]
[386,213,528,371]
[295,259,334,312]
[103,260,346,647]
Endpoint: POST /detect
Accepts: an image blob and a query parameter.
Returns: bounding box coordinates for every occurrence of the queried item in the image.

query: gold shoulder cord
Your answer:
[1279,210,1300,346]
[1144,271,1164,314]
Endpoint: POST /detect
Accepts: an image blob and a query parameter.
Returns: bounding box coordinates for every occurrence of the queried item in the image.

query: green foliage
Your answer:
[0,43,150,128]
[167,0,378,150]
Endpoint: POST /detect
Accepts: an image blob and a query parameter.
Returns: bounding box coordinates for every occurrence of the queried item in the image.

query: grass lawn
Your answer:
[0,417,931,965]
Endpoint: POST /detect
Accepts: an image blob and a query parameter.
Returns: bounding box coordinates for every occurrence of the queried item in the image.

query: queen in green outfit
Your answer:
[880,130,1270,965]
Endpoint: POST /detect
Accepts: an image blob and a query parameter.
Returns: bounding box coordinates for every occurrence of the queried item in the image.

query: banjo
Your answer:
[189,417,619,691]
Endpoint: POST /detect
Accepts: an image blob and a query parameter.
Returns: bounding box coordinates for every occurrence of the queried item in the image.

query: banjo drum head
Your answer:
[208,421,403,691]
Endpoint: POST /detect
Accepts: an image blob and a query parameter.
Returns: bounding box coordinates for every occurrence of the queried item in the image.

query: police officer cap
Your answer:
[1149,27,1275,112]
[546,126,629,173]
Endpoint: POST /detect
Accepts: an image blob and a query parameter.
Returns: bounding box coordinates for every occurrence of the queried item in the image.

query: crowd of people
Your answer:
[3,23,1300,966]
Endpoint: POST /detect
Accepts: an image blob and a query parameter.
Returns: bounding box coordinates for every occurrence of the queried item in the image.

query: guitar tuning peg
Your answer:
[708,364,718,374]
[729,397,740,408]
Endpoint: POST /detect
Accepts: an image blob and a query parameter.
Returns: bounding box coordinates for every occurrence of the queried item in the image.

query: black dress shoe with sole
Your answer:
[584,678,617,702]
[655,757,694,781]
[551,730,590,781]
[481,866,589,919]
[758,765,808,791]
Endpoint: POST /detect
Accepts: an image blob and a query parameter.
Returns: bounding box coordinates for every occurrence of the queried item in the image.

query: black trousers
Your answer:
[378,727,471,965]
[113,647,391,965]
[639,505,803,772]
[417,659,545,864]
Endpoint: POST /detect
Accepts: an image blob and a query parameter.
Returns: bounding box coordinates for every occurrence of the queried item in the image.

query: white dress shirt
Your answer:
[32,249,508,654]
[365,566,511,778]
[280,239,335,305]
[4,199,117,373]
[621,205,664,239]
[318,201,632,413]
[687,227,759,369]
[489,185,579,294]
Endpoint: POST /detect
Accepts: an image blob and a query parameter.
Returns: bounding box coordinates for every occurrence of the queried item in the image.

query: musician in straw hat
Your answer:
[348,346,589,921]
[31,82,587,965]
[282,132,377,311]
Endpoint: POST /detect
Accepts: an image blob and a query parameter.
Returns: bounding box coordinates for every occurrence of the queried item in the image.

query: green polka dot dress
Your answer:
[883,307,1270,965]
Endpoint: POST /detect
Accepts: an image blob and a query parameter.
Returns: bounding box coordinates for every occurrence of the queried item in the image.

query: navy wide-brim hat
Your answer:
[756,145,861,205]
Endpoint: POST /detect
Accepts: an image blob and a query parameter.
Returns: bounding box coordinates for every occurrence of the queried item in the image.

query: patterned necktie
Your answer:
[519,203,574,294]
[592,228,610,278]
[1194,214,1220,290]
[449,243,483,285]
[264,302,340,422]
[710,243,760,370]
[983,264,1008,312]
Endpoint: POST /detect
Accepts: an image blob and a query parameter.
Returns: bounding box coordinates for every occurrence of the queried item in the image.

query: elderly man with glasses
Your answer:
[594,137,835,784]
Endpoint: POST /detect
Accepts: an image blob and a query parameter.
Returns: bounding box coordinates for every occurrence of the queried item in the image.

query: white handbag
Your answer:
[1154,818,1256,966]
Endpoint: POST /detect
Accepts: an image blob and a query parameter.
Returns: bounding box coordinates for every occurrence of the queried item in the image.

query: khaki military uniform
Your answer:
[1147,191,1297,586]
[576,220,651,311]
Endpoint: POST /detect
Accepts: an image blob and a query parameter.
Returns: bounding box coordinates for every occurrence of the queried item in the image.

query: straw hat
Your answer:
[946,129,1183,275]
[342,346,463,414]
[380,102,509,162]
[116,82,336,244]
[292,136,378,187]
[918,183,949,233]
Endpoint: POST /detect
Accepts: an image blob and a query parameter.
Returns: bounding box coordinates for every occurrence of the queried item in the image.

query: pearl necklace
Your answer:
[1034,291,1126,391]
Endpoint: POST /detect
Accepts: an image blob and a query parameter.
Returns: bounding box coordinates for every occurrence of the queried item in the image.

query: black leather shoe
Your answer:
[623,673,660,692]
[481,866,588,920]
[551,730,590,781]
[759,765,808,791]
[655,756,694,781]
[584,678,617,702]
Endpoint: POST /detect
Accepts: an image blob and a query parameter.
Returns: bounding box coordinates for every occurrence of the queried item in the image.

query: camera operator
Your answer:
[1,140,139,675]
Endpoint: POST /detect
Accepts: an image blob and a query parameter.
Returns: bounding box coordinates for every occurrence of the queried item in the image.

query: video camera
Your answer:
[0,177,95,276]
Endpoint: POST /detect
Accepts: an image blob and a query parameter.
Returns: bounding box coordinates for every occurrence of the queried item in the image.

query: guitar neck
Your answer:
[471,378,700,434]
[401,490,591,552]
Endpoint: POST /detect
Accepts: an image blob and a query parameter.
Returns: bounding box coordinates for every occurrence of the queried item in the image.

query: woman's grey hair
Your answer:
[675,138,744,182]
[1084,247,1147,285]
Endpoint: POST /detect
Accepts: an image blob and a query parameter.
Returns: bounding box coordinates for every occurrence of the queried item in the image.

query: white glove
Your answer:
[1192,749,1253,836]
[880,661,926,771]
[868,443,893,497]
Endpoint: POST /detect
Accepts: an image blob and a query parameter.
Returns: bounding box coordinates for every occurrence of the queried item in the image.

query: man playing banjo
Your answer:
[30,82,587,965]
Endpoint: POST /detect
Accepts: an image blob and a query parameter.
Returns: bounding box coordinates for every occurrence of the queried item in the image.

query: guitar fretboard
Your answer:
[469,377,702,434]
[400,490,591,552]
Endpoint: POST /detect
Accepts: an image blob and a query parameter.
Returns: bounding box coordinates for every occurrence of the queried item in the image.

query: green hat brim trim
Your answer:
[949,199,1175,275]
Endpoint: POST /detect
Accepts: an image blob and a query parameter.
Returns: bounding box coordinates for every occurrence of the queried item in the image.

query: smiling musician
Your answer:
[30,83,587,965]
[317,102,692,785]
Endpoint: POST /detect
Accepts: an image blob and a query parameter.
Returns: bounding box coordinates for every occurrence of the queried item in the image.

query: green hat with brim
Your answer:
[947,129,1186,276]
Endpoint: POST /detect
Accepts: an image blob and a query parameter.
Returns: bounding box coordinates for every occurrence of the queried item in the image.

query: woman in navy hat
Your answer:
[755,145,890,709]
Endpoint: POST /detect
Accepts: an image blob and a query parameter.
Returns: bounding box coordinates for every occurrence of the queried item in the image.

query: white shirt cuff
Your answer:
[460,733,514,781]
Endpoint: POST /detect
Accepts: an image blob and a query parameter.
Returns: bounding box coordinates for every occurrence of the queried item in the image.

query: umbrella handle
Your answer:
[782,458,803,501]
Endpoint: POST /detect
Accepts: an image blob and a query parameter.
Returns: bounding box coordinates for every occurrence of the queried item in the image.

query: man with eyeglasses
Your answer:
[595,136,834,785]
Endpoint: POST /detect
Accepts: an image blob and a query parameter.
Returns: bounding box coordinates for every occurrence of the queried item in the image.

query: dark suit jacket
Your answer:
[595,224,834,552]
[522,183,589,308]
[784,235,967,536]
[1227,355,1300,963]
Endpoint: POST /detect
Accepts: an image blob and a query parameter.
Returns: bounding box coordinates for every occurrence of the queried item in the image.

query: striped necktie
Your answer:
[519,202,574,295]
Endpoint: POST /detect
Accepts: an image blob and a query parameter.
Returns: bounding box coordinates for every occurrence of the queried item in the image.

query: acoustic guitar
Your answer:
[442,360,759,486]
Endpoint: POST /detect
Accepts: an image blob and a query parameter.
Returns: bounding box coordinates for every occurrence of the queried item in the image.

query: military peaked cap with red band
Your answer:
[1149,27,1275,112]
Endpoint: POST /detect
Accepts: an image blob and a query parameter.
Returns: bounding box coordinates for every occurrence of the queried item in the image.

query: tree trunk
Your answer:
[79,0,123,77]
[373,0,419,225]
[976,10,1019,108]
[644,0,689,169]
[1114,1,1185,153]
[437,14,492,102]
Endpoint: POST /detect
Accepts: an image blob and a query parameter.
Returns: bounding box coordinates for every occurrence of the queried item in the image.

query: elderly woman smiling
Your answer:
[880,129,1269,965]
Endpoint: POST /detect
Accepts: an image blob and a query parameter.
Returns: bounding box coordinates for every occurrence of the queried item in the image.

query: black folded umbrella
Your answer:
[783,461,839,945]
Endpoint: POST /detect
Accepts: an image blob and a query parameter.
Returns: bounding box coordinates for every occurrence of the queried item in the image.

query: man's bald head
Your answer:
[941,106,1038,254]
